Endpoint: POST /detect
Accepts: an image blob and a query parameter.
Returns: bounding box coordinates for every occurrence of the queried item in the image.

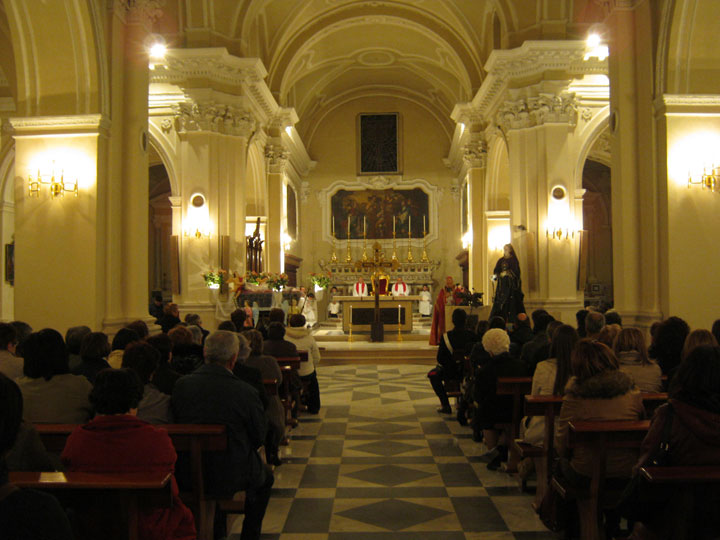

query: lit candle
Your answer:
[408,215,412,236]
[332,216,335,236]
[364,216,366,236]
[398,304,401,324]
[393,215,396,234]
[423,215,426,234]
[348,216,351,239]
[350,305,353,325]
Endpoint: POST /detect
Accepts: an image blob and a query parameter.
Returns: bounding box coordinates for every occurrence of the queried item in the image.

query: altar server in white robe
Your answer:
[303,292,318,327]
[353,277,369,297]
[391,276,409,297]
[419,284,432,317]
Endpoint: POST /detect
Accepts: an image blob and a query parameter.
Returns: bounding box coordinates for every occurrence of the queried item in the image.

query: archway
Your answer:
[148,145,172,302]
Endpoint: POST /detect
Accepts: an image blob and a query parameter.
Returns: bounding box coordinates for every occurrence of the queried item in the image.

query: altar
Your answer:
[336,296,420,333]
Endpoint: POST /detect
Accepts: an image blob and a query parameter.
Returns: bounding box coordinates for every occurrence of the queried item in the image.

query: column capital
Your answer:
[462,136,488,169]
[265,143,288,174]
[497,91,578,131]
[172,100,256,137]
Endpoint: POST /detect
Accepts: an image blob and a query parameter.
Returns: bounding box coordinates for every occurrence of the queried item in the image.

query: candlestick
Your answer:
[364,216,366,235]
[406,215,414,263]
[332,216,335,236]
[423,215,426,234]
[397,304,403,341]
[409,215,412,236]
[393,215,395,234]
[348,305,354,342]
[345,216,352,263]
[391,230,398,261]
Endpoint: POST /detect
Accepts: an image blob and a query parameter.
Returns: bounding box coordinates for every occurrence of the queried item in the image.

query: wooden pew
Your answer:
[35,423,228,540]
[553,420,650,540]
[495,377,532,472]
[10,471,171,540]
[263,378,278,396]
[518,393,667,508]
[640,465,720,484]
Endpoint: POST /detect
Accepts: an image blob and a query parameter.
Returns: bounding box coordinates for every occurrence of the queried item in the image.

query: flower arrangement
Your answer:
[266,272,289,291]
[244,271,268,285]
[309,271,332,290]
[202,269,227,289]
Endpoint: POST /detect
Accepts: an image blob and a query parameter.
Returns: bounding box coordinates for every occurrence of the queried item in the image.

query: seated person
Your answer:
[158,303,182,334]
[614,327,662,393]
[122,343,172,424]
[171,331,273,540]
[62,369,195,540]
[302,293,318,327]
[262,322,298,358]
[353,276,369,297]
[242,329,285,467]
[167,326,203,375]
[16,329,93,424]
[285,314,322,415]
[472,328,527,469]
[628,345,720,539]
[0,323,23,380]
[555,339,643,487]
[145,333,182,394]
[327,294,341,319]
[391,276,409,296]
[64,325,91,372]
[0,373,74,539]
[107,327,140,369]
[428,309,476,415]
[72,331,111,383]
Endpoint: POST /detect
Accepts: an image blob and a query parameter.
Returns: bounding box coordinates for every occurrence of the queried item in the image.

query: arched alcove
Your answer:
[148,141,172,300]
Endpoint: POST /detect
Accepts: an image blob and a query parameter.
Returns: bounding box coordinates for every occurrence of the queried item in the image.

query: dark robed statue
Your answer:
[490,243,525,324]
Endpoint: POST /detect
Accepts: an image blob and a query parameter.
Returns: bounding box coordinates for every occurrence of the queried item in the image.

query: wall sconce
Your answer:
[183,193,211,239]
[461,231,473,250]
[546,185,578,240]
[27,162,78,199]
[688,166,719,192]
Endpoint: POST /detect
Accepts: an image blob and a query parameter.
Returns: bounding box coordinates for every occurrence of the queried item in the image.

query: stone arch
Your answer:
[485,135,510,211]
[147,124,179,197]
[573,106,610,194]
[4,0,104,115]
[245,141,267,217]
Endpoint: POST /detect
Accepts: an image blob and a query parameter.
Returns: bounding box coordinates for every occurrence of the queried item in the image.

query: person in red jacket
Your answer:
[61,368,195,540]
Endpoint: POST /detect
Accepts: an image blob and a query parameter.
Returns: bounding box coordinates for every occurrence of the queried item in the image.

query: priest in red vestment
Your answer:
[429,276,459,345]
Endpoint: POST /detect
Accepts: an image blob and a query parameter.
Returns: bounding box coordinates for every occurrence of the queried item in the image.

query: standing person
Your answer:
[171,331,273,540]
[490,244,525,325]
[429,276,458,345]
[419,284,432,317]
[285,314,322,414]
[302,293,318,328]
[62,369,195,540]
[353,276,369,297]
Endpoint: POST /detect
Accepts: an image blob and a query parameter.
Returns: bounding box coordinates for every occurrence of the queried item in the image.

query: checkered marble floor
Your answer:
[232,364,557,540]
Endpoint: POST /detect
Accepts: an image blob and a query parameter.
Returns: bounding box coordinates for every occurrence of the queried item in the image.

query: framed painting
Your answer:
[331,187,429,240]
[357,113,402,175]
[286,183,297,239]
[5,242,14,286]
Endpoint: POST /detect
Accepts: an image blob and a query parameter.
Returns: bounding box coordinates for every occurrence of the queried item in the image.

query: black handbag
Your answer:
[616,404,675,523]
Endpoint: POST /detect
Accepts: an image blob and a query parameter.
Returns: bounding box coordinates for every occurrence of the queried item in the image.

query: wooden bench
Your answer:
[35,423,229,540]
[495,377,532,472]
[552,419,650,540]
[263,378,279,396]
[515,392,667,504]
[10,471,171,540]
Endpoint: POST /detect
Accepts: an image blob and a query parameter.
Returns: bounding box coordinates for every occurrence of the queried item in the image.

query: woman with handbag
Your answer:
[627,345,720,539]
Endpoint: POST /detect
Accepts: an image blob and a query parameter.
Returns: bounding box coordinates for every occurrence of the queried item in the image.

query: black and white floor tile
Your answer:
[232,364,556,539]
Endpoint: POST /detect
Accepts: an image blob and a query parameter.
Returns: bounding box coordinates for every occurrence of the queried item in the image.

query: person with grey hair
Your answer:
[585,310,606,339]
[472,328,527,470]
[187,325,204,346]
[171,330,273,539]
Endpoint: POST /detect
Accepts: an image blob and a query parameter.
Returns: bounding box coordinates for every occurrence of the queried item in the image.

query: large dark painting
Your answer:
[358,113,401,174]
[331,188,429,239]
[286,184,297,239]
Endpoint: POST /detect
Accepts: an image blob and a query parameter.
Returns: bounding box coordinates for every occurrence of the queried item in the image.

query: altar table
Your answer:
[336,295,420,333]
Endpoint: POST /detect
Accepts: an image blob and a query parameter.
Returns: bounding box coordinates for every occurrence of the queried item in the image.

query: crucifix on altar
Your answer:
[355,242,400,342]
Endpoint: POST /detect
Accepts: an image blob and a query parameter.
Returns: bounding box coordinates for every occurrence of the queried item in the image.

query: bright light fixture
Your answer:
[149,42,167,60]
[587,33,601,49]
[285,126,293,136]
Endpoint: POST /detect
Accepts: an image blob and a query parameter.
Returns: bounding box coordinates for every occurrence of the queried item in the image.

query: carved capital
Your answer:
[300,181,311,203]
[462,139,487,169]
[497,92,578,131]
[265,144,288,174]
[173,101,256,136]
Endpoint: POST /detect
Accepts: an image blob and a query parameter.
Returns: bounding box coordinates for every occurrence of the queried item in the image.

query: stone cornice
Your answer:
[8,114,111,136]
[657,94,720,116]
[450,103,485,128]
[150,49,274,124]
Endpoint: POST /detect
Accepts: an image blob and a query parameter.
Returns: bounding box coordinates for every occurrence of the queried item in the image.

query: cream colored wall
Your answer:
[662,108,720,330]
[0,143,14,320]
[301,97,460,290]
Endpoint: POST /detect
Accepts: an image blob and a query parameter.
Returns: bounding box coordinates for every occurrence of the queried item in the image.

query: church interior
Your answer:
[1,0,720,539]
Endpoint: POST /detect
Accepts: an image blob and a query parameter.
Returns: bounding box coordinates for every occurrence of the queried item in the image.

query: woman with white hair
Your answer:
[472,327,527,470]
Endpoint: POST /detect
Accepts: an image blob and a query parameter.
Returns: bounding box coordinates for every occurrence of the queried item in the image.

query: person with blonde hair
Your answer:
[681,329,718,362]
[597,323,621,349]
[614,327,662,392]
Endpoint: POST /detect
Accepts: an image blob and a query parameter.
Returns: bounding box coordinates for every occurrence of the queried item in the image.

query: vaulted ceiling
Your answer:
[157,0,605,143]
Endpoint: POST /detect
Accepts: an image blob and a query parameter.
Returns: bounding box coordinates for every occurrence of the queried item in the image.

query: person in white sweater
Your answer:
[284,314,321,414]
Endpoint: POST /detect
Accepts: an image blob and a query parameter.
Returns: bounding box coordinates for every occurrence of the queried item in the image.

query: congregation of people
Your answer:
[429,306,720,538]
[0,301,322,540]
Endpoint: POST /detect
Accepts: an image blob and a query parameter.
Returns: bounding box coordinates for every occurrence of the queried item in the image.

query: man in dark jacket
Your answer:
[171,330,273,540]
[520,310,554,375]
[428,308,475,414]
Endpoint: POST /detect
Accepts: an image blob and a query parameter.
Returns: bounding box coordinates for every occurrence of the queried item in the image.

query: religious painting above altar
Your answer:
[331,188,429,240]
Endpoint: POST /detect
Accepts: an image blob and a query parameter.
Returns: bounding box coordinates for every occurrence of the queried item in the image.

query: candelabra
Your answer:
[345,239,352,263]
[406,228,414,263]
